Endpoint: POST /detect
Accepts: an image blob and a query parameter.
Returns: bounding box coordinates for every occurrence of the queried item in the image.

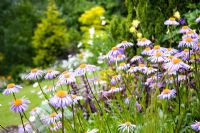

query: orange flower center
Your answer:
[79,64,86,68]
[48,69,53,73]
[154,45,160,50]
[14,99,23,106]
[185,37,193,42]
[139,64,145,67]
[162,89,171,94]
[31,68,38,73]
[56,90,67,98]
[184,49,189,52]
[155,52,162,57]
[7,83,15,89]
[64,73,70,78]
[169,17,175,21]
[182,26,188,29]
[112,47,118,51]
[172,58,181,64]
[50,112,57,117]
[197,42,200,46]
[141,38,147,42]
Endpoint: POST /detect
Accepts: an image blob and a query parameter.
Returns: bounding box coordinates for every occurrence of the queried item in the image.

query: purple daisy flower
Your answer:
[130,55,143,63]
[11,98,30,113]
[117,63,130,70]
[191,121,200,131]
[158,89,176,100]
[44,69,60,79]
[58,71,76,85]
[179,26,191,34]
[164,17,179,26]
[178,37,198,48]
[43,112,62,125]
[18,123,33,133]
[50,90,73,108]
[137,38,152,47]
[107,47,124,59]
[116,41,133,49]
[3,83,22,95]
[75,64,99,76]
[193,42,200,51]
[26,68,44,80]
[110,75,121,85]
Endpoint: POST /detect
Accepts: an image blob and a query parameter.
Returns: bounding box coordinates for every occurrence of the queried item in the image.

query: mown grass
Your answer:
[0,80,50,127]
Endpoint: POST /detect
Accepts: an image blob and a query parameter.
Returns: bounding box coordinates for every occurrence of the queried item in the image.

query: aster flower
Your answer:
[30,107,42,116]
[18,123,33,133]
[107,86,123,94]
[118,122,136,133]
[118,63,130,70]
[50,90,73,108]
[75,64,98,76]
[26,68,44,80]
[110,75,121,85]
[45,85,57,93]
[85,128,99,133]
[3,83,22,95]
[116,41,133,49]
[184,30,199,38]
[158,89,176,99]
[164,17,179,26]
[129,64,148,74]
[164,57,190,72]
[165,48,178,55]
[178,37,198,48]
[50,121,62,131]
[175,49,193,61]
[10,98,30,113]
[148,52,168,63]
[107,47,124,59]
[191,121,200,131]
[141,47,152,56]
[146,67,157,75]
[58,71,76,85]
[94,80,107,86]
[71,95,83,104]
[193,42,200,51]
[137,38,152,46]
[196,16,200,23]
[43,112,62,125]
[130,55,143,63]
[150,45,166,55]
[115,54,126,62]
[44,69,60,79]
[179,26,191,34]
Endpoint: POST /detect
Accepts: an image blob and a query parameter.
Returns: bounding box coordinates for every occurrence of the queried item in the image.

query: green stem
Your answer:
[19,113,27,133]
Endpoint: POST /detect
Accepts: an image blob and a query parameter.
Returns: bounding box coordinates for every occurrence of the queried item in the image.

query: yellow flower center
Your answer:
[7,83,15,89]
[14,99,23,106]
[172,58,181,64]
[31,68,38,73]
[154,45,160,50]
[155,52,162,57]
[169,17,175,21]
[111,87,116,90]
[50,112,57,117]
[125,122,131,126]
[56,90,67,98]
[182,26,188,29]
[79,64,86,68]
[184,49,189,52]
[112,47,118,51]
[72,95,77,99]
[48,69,53,73]
[48,86,52,90]
[122,40,127,43]
[187,30,194,34]
[162,89,172,94]
[141,38,147,42]
[167,48,172,51]
[197,42,200,46]
[145,47,150,51]
[64,73,70,78]
[185,37,193,42]
[120,63,126,66]
[139,64,145,67]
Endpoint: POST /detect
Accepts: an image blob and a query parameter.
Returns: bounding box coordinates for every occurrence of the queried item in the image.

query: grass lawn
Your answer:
[0,80,51,127]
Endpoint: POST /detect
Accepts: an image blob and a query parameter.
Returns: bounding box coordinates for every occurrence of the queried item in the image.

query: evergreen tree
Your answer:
[32,0,68,67]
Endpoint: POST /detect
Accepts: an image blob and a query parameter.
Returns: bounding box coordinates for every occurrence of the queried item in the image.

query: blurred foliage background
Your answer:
[0,0,199,80]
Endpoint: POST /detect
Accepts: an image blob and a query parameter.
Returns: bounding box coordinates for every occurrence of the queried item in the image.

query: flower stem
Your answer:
[72,105,76,133]
[0,124,8,132]
[61,107,64,133]
[19,113,26,133]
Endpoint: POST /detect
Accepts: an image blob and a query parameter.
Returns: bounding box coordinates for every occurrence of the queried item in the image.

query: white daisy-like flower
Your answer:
[43,112,61,125]
[191,121,200,131]
[58,71,76,85]
[75,64,98,76]
[118,121,136,133]
[164,17,179,26]
[3,83,22,95]
[158,88,176,99]
[148,52,168,63]
[179,26,191,34]
[178,37,198,48]
[141,47,152,55]
[146,67,157,75]
[137,38,152,46]
[164,57,190,72]
[128,64,148,74]
[45,85,57,93]
[118,63,130,70]
[130,55,143,63]
[26,68,44,80]
[94,80,107,86]
[165,48,178,55]
[116,41,134,49]
[44,69,60,79]
[150,45,166,55]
